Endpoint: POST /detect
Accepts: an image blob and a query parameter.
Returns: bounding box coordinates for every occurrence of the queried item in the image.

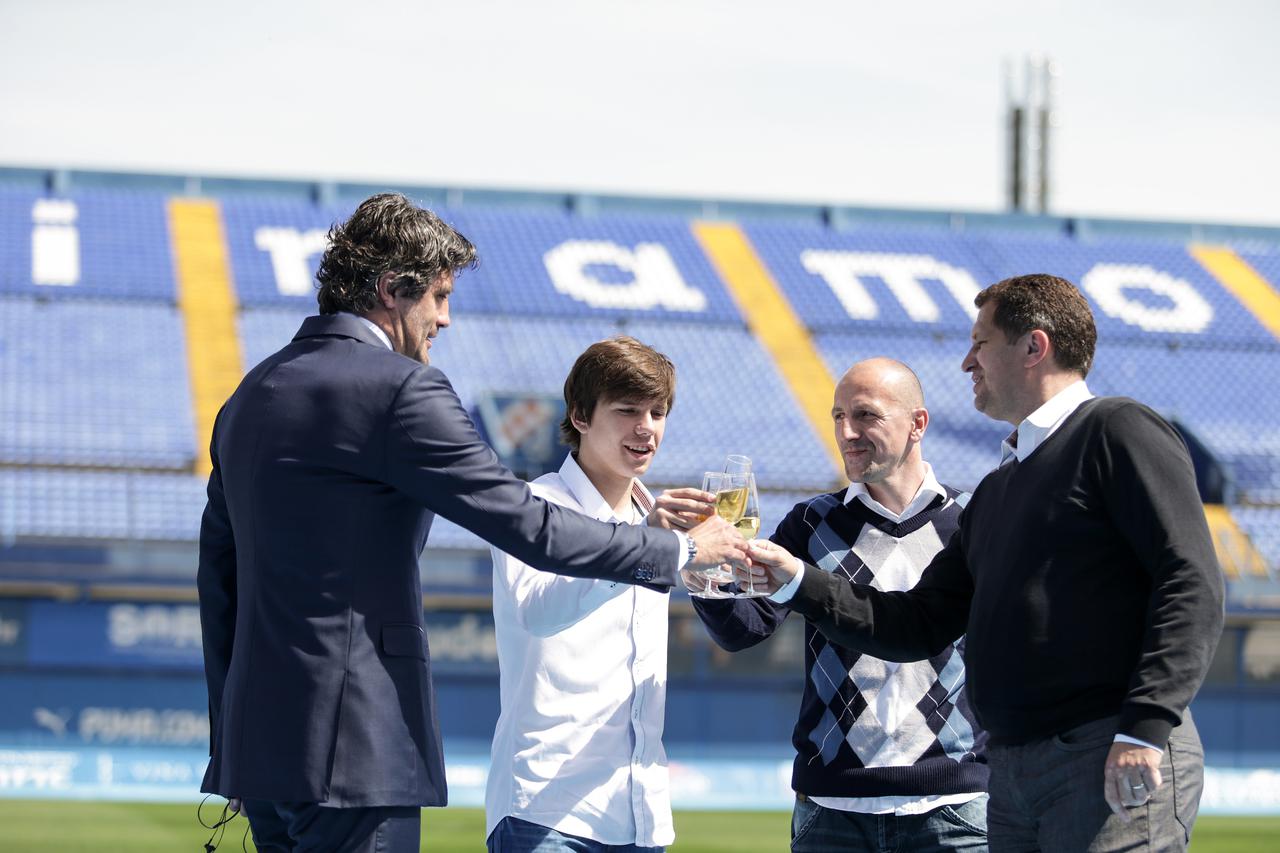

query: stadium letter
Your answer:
[254,226,329,297]
[1081,264,1213,333]
[31,199,80,286]
[544,240,707,311]
[799,251,980,323]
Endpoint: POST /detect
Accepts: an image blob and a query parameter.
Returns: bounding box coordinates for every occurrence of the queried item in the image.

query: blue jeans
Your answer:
[791,795,989,853]
[986,712,1203,852]
[487,816,664,853]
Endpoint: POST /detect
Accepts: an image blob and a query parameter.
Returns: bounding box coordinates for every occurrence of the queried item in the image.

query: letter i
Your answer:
[32,198,81,286]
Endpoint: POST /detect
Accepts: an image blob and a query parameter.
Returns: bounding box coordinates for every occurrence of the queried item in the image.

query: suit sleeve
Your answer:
[383,366,680,588]
[196,409,236,755]
[786,519,974,663]
[1097,403,1225,749]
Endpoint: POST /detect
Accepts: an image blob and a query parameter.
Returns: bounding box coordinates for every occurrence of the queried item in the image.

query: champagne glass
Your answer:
[723,454,752,476]
[688,471,735,599]
[732,473,769,598]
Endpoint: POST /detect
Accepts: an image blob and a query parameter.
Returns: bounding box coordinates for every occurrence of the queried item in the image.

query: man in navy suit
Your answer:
[197,193,749,852]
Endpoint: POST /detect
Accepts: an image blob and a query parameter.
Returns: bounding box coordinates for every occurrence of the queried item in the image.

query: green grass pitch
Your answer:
[0,801,1275,851]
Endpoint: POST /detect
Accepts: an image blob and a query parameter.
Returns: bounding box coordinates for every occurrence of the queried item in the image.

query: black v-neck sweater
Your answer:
[789,397,1225,749]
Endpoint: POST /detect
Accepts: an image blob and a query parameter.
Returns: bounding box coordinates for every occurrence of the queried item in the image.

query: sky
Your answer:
[2,0,1278,226]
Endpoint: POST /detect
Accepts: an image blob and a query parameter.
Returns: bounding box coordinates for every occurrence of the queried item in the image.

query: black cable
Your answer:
[197,794,241,852]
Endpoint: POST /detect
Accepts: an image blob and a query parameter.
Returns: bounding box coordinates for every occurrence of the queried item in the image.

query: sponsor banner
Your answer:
[19,600,500,674]
[0,600,27,665]
[26,601,203,670]
[0,672,208,748]
[0,746,208,801]
[0,740,1276,814]
[1202,767,1280,816]
[423,611,499,673]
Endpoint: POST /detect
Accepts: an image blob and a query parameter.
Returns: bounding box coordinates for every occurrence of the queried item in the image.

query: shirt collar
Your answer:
[558,453,652,525]
[843,462,946,523]
[342,312,393,351]
[1001,380,1095,465]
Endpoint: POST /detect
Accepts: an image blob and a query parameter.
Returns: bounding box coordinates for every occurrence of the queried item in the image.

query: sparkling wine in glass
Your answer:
[733,473,769,598]
[688,471,734,599]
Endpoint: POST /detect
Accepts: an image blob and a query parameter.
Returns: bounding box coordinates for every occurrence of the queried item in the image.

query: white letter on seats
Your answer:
[31,199,80,286]
[800,251,980,322]
[544,241,707,311]
[1081,264,1213,333]
[254,227,329,297]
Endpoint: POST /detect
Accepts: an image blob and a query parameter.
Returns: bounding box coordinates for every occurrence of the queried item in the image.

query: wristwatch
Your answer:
[685,533,698,566]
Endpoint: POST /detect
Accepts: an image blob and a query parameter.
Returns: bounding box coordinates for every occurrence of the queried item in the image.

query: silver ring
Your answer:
[1130,781,1146,791]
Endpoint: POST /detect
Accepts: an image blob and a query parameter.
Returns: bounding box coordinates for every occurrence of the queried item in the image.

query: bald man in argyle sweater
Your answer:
[688,359,988,852]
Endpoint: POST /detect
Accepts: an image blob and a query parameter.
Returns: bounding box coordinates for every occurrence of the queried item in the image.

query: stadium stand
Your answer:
[3,180,1280,560]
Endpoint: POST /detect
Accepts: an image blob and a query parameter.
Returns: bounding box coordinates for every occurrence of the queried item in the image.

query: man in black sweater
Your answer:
[747,274,1224,852]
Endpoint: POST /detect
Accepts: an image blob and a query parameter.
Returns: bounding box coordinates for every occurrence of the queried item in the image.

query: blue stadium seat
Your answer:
[1089,342,1280,502]
[221,197,356,308]
[446,208,743,324]
[432,315,836,491]
[0,297,195,469]
[745,221,997,335]
[0,468,131,540]
[0,184,1276,559]
[0,188,175,300]
[1230,506,1280,578]
[972,233,1275,346]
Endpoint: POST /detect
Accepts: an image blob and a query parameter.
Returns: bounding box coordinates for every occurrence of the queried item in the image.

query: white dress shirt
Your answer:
[486,454,674,847]
[1000,379,1095,466]
[344,312,393,350]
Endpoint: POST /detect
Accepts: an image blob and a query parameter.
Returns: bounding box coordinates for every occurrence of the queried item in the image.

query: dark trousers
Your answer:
[986,712,1203,852]
[241,799,421,853]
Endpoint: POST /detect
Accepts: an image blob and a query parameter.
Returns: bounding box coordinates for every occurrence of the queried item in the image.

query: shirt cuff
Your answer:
[1114,733,1162,754]
[769,562,805,604]
[675,531,690,571]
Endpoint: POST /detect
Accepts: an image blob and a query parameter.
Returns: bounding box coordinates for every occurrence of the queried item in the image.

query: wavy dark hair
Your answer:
[315,193,477,315]
[560,337,676,451]
[975,273,1097,377]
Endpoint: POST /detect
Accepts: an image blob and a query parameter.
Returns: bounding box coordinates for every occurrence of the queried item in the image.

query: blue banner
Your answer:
[0,600,27,665]
[26,601,203,670]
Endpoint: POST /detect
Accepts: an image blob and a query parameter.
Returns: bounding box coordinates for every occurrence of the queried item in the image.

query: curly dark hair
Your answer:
[560,337,677,451]
[315,193,477,315]
[975,273,1097,377]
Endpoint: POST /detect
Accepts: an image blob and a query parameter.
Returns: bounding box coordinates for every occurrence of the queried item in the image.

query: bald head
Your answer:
[831,357,930,499]
[837,358,925,412]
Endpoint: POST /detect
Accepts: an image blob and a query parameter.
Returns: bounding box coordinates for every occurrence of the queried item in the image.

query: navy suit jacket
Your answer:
[197,314,679,807]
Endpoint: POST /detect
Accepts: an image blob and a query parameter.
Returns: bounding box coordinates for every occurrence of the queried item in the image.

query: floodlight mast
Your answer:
[1004,56,1056,214]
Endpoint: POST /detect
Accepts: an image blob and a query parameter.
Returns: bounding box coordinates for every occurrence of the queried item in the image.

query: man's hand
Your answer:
[686,514,752,571]
[1103,741,1163,822]
[648,487,716,531]
[742,539,802,595]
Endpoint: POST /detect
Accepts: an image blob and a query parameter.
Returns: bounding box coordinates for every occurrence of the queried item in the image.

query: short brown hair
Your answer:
[975,274,1097,376]
[560,337,676,450]
[315,192,477,315]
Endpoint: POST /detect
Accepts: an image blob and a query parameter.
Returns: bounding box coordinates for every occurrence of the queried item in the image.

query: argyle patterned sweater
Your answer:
[692,488,988,797]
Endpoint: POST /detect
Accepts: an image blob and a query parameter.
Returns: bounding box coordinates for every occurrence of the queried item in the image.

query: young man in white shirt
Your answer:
[486,336,714,853]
